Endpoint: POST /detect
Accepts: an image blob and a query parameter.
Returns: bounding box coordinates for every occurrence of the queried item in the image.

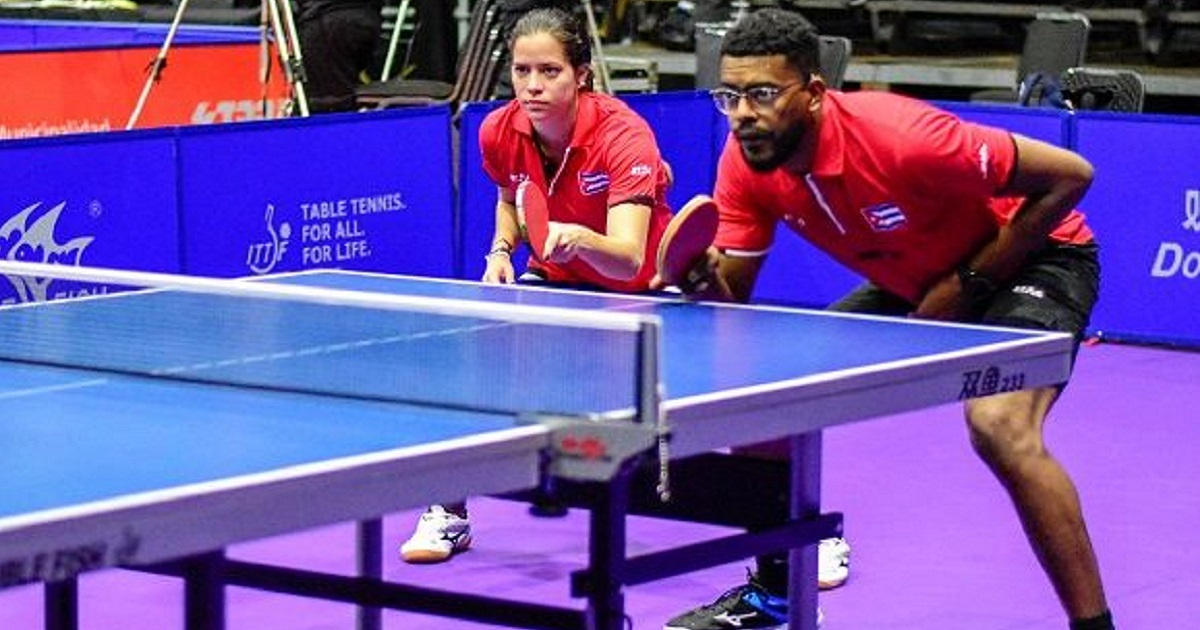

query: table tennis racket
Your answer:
[516,180,551,261]
[656,194,719,290]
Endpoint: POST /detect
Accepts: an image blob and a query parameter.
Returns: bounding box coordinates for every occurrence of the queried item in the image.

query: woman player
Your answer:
[399,6,674,564]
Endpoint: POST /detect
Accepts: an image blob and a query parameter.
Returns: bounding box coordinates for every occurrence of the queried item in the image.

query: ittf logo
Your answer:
[246,203,291,275]
[1183,190,1200,232]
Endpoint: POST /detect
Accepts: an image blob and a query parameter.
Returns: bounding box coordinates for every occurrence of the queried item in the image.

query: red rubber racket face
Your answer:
[656,195,719,286]
[517,180,550,261]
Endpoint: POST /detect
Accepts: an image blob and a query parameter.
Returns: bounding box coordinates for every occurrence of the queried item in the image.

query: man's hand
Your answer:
[912,272,972,320]
[651,246,725,299]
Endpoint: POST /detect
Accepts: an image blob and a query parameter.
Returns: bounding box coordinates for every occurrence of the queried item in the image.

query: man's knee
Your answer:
[965,391,1051,465]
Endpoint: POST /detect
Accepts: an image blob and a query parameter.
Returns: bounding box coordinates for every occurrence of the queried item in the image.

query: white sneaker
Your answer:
[399,505,472,563]
[818,537,851,590]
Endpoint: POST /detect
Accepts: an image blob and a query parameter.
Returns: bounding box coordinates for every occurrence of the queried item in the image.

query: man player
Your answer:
[662,8,1112,630]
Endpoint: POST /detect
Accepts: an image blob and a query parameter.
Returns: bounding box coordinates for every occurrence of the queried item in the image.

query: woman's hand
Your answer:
[541,221,594,264]
[482,252,516,283]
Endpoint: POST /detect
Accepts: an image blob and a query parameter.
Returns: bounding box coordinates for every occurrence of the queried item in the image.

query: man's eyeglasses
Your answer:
[710,82,804,114]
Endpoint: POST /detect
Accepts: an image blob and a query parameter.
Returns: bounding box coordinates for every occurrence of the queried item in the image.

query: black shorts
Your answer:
[828,242,1101,370]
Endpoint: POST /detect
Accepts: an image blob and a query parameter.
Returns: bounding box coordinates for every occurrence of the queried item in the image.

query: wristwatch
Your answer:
[957,267,999,303]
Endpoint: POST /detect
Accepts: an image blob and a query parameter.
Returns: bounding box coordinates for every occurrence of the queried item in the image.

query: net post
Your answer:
[635,319,671,502]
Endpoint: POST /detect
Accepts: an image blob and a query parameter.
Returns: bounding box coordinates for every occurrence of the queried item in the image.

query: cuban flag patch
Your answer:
[860,203,907,232]
[579,170,610,195]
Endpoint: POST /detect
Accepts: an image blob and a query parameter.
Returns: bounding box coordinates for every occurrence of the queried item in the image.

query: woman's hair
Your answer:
[720,8,820,79]
[509,8,594,90]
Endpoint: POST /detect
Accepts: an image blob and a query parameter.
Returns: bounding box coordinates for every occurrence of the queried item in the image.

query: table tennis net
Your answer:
[0,265,659,419]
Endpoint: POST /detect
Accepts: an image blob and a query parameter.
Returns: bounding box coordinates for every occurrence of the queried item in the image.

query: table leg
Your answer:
[357,518,383,630]
[585,463,636,630]
[183,551,225,630]
[788,432,822,630]
[44,578,78,630]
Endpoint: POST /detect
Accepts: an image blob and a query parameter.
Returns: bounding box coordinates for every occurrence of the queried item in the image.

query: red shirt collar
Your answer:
[810,91,846,178]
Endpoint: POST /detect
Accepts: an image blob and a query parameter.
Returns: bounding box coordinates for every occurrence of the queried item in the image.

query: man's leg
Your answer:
[965,388,1112,627]
[966,242,1111,628]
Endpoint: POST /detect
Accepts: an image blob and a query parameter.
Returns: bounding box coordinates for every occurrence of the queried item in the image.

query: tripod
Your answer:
[258,0,310,116]
[126,0,310,130]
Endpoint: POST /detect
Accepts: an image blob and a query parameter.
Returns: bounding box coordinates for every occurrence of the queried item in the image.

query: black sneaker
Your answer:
[663,575,790,630]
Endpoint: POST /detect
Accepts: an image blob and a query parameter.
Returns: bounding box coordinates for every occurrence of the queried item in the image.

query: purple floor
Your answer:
[2,341,1195,629]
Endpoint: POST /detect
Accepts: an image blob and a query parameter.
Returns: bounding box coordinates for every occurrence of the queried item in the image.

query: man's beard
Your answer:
[736,123,804,172]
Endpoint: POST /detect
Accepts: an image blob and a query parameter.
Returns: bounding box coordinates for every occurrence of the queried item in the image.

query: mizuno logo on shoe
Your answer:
[712,611,760,627]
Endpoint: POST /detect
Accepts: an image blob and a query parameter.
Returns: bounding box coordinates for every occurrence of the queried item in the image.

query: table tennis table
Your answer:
[0,268,1075,630]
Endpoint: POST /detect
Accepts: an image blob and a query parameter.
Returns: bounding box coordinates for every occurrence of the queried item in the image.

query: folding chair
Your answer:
[1060,67,1146,112]
[459,8,516,103]
[356,0,502,110]
[971,12,1091,104]
[818,35,852,89]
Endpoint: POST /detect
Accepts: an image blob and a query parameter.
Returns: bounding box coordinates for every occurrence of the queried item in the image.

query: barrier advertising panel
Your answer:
[938,101,1071,146]
[1,41,287,139]
[457,100,508,281]
[1075,111,1200,346]
[177,108,455,279]
[0,129,181,303]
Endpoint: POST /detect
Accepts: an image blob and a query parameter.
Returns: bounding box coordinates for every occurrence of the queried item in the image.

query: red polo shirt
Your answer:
[479,91,673,292]
[714,90,1094,303]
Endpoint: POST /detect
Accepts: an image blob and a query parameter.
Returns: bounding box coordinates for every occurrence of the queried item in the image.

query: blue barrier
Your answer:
[2,92,1197,346]
[1074,111,1200,347]
[0,18,261,53]
[458,101,508,281]
[0,127,180,304]
[178,107,455,279]
[456,92,722,281]
[622,91,721,210]
[937,100,1071,146]
[0,107,455,305]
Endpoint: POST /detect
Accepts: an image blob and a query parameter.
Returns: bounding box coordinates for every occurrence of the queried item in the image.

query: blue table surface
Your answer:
[283,273,1044,396]
[0,272,1049,520]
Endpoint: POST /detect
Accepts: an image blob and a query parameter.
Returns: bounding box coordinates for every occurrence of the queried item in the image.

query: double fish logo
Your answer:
[0,202,94,303]
[1150,189,1200,280]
